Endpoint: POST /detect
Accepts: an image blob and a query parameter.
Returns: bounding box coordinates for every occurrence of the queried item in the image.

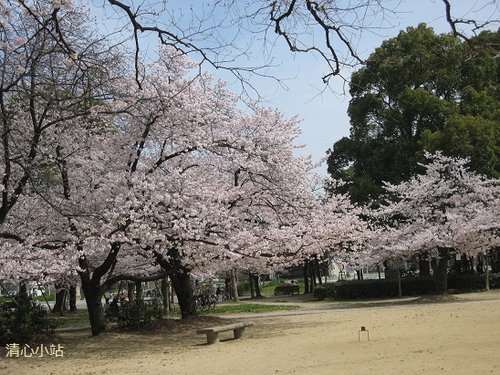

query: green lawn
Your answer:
[199,301,300,315]
[48,309,89,328]
[48,301,299,328]
[260,279,305,296]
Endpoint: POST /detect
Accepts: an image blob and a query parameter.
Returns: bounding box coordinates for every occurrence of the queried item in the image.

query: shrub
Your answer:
[448,273,486,291]
[335,279,399,299]
[490,273,500,289]
[0,295,58,344]
[313,278,435,300]
[313,284,335,300]
[117,299,160,330]
[313,273,499,301]
[401,276,436,295]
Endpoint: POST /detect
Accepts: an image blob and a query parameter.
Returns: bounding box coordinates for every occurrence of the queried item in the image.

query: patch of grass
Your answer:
[33,293,55,302]
[260,279,305,296]
[199,302,300,315]
[48,309,89,328]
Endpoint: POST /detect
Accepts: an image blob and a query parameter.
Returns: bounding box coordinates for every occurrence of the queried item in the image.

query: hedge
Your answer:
[314,273,499,300]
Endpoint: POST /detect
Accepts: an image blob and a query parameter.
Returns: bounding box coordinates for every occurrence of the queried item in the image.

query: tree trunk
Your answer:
[135,281,143,300]
[19,283,28,298]
[248,272,255,298]
[316,259,323,285]
[303,263,310,294]
[317,268,323,285]
[52,287,67,315]
[253,274,262,298]
[397,266,402,298]
[127,282,135,302]
[432,248,449,294]
[485,253,490,291]
[231,269,239,302]
[462,254,472,273]
[161,278,170,313]
[69,285,77,311]
[170,271,195,318]
[80,276,106,336]
[356,269,363,281]
[78,244,121,336]
[492,248,500,273]
[418,253,431,277]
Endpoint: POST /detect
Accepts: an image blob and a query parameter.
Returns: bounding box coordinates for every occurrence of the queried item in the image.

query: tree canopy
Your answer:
[327,24,500,203]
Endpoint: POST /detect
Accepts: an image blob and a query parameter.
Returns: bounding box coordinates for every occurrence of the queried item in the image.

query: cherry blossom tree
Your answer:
[374,152,500,293]
[0,1,383,336]
[0,1,127,307]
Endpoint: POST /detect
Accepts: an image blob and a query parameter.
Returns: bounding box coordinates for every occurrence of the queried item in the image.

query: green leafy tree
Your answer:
[327,24,500,203]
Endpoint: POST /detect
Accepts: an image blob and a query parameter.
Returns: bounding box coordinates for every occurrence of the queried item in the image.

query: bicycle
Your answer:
[192,293,217,313]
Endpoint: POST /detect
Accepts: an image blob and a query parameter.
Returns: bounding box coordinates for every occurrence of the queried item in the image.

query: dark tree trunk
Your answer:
[135,281,143,300]
[252,274,262,297]
[397,267,402,298]
[231,268,239,301]
[303,261,313,294]
[432,248,449,294]
[161,278,170,313]
[492,248,500,273]
[461,254,471,273]
[419,253,431,277]
[303,264,309,294]
[78,243,121,336]
[317,267,323,285]
[170,271,195,318]
[485,254,490,291]
[69,286,77,311]
[52,287,66,315]
[225,277,231,297]
[127,282,135,302]
[19,283,28,298]
[356,269,363,281]
[476,256,484,273]
[311,260,318,288]
[310,274,316,290]
[248,272,255,298]
[80,276,106,336]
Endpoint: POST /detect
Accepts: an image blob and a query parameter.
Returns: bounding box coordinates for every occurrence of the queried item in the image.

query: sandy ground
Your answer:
[2,290,500,375]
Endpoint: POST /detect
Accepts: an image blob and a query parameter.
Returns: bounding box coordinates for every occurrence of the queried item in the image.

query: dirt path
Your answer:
[2,290,499,375]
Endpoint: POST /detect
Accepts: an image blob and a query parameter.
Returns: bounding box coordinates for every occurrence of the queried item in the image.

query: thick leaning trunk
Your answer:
[80,276,106,336]
[170,271,195,318]
[78,244,120,336]
[432,248,449,294]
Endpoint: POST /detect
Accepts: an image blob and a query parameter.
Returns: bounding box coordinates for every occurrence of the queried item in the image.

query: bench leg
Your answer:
[234,327,245,339]
[206,332,219,345]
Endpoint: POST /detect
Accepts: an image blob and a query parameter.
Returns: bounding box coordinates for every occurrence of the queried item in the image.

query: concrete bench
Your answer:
[197,322,254,345]
[274,284,299,295]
